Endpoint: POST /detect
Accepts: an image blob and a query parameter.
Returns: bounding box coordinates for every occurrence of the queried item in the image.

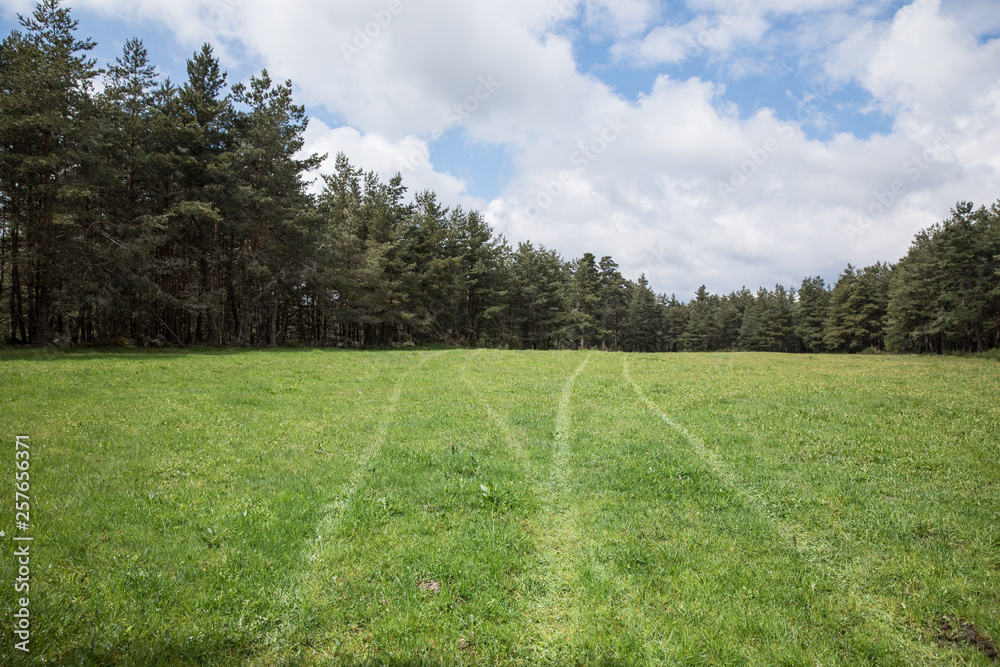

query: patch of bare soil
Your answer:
[938,616,998,661]
[418,579,441,594]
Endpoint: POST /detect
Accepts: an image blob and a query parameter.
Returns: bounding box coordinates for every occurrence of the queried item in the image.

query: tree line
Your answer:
[2,1,999,353]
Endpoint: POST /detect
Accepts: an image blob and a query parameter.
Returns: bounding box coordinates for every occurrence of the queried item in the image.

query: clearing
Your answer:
[1,349,998,665]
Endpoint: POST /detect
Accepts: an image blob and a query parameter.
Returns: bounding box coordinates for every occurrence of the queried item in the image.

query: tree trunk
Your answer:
[8,224,27,344]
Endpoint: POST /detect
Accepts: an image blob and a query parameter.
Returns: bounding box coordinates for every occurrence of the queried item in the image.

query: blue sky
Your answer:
[3,0,999,297]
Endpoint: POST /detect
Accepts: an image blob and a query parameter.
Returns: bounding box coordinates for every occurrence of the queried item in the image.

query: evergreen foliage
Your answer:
[2,2,999,353]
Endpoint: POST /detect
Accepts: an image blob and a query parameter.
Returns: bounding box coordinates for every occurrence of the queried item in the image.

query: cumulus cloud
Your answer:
[583,0,660,39]
[611,5,771,67]
[301,120,488,211]
[825,0,1000,203]
[488,2,999,294]
[492,72,958,293]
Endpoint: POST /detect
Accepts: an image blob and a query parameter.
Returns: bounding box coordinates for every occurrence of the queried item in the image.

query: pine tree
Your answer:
[226,69,323,345]
[316,154,410,346]
[89,38,166,343]
[886,237,936,352]
[598,256,627,350]
[712,292,745,350]
[398,190,460,342]
[824,264,889,351]
[682,285,715,351]
[795,276,830,353]
[886,201,1000,352]
[568,252,601,348]
[624,274,660,352]
[453,209,508,344]
[661,294,688,352]
[162,43,233,344]
[0,0,98,343]
[506,242,569,349]
[824,265,857,352]
[737,287,768,351]
[931,203,998,352]
[763,284,798,352]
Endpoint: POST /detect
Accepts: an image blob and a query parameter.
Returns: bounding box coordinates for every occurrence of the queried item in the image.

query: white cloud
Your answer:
[301,120,487,211]
[828,0,1000,118]
[824,0,1000,208]
[488,75,939,292]
[611,6,771,67]
[583,0,659,38]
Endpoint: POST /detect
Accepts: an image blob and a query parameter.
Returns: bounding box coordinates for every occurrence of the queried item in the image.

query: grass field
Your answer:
[1,348,998,665]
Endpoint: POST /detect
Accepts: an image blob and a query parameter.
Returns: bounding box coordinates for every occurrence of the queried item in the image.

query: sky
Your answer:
[3,0,999,298]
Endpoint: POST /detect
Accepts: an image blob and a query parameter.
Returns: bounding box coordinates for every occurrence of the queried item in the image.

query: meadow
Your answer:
[1,348,998,665]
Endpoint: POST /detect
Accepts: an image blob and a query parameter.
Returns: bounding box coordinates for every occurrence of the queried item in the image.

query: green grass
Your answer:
[1,349,998,665]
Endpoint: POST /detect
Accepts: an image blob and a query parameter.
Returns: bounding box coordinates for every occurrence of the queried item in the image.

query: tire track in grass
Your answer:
[460,352,594,654]
[458,349,534,478]
[623,355,818,557]
[622,354,932,659]
[465,352,665,659]
[263,351,439,655]
[311,351,442,545]
[458,351,575,656]
[327,351,439,516]
[528,354,593,652]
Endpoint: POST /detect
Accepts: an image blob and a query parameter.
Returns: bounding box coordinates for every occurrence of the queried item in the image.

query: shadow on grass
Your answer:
[0,344,462,363]
[50,639,255,667]
[52,647,631,667]
[271,653,642,667]
[54,641,467,667]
